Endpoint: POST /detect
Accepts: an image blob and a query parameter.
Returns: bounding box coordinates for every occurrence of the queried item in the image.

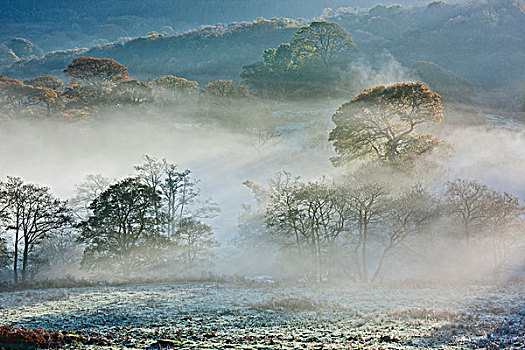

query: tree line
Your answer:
[0,156,219,283]
[239,173,524,282]
[0,21,358,120]
[236,80,524,283]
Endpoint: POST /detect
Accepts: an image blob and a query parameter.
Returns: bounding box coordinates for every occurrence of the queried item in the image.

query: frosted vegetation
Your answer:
[1,282,524,348]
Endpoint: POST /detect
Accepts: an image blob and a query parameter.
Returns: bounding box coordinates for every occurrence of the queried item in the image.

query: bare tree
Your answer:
[371,184,439,282]
[264,172,317,281]
[346,182,389,282]
[70,174,111,220]
[176,217,219,275]
[1,177,71,282]
[445,179,491,247]
[484,190,524,279]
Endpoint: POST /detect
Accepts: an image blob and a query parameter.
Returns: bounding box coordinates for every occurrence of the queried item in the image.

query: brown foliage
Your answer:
[0,75,58,116]
[329,82,445,165]
[24,75,64,90]
[0,325,107,348]
[204,80,253,98]
[150,75,199,92]
[64,57,128,86]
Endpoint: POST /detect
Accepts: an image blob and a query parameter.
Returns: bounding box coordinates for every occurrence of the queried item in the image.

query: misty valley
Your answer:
[0,0,524,349]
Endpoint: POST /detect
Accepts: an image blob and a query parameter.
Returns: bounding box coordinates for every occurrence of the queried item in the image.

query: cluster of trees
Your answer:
[240,173,524,282]
[236,81,524,282]
[241,21,356,98]
[1,0,371,51]
[0,57,275,132]
[0,156,219,283]
[2,17,304,84]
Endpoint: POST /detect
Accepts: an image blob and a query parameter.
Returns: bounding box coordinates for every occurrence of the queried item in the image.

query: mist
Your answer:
[0,1,524,348]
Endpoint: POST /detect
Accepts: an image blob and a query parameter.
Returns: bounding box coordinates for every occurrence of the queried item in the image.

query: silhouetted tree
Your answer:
[0,177,71,282]
[78,177,166,277]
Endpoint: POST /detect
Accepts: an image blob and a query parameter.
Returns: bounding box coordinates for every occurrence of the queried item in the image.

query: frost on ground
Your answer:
[0,282,523,349]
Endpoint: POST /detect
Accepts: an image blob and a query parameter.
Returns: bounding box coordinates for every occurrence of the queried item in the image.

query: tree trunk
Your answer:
[361,222,369,282]
[21,238,29,282]
[13,230,19,284]
[371,246,392,283]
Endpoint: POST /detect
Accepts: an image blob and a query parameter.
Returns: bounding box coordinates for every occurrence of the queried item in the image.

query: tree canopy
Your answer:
[64,57,129,86]
[78,177,163,276]
[241,21,356,98]
[329,82,445,166]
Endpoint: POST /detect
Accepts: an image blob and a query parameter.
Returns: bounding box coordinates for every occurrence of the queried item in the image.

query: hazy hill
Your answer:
[1,0,524,106]
[1,18,304,83]
[0,0,430,51]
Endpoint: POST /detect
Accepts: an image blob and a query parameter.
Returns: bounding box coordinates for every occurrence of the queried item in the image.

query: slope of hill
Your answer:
[1,0,524,107]
[0,0,428,51]
[1,18,304,83]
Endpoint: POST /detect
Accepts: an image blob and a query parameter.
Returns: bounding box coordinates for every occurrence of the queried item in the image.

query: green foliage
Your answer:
[291,21,355,71]
[242,21,356,98]
[78,177,166,276]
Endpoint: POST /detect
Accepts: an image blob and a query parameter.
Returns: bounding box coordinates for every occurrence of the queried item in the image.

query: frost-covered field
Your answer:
[1,282,524,349]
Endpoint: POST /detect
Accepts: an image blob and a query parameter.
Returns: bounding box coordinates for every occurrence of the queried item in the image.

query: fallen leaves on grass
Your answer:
[0,325,107,348]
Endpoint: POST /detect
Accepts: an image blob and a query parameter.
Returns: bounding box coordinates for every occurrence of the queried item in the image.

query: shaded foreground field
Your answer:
[1,282,523,349]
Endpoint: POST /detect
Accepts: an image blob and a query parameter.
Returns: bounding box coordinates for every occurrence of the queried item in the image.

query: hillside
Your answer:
[0,0,428,51]
[1,1,524,108]
[1,18,304,83]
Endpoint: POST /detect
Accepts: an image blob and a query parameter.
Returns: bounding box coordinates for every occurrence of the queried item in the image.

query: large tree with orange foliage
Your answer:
[64,57,129,87]
[329,82,446,165]
[63,57,130,112]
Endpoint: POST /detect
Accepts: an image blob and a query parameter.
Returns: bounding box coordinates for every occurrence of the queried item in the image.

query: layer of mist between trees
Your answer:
[0,15,524,287]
